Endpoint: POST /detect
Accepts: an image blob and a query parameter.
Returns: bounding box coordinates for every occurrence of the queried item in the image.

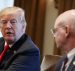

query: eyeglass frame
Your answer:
[50,25,66,37]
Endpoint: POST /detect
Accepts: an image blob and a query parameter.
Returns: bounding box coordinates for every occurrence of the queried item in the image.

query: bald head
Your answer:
[55,9,75,35]
[53,10,75,52]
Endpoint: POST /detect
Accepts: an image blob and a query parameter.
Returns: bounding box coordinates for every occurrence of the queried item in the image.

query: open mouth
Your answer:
[6,32,13,35]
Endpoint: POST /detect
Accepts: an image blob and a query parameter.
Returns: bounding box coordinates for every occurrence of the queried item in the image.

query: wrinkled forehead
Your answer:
[0,13,18,20]
[0,11,21,21]
[0,7,25,21]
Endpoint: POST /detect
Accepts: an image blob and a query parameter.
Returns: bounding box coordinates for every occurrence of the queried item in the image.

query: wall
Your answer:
[0,0,14,37]
[43,0,58,56]
[0,0,14,11]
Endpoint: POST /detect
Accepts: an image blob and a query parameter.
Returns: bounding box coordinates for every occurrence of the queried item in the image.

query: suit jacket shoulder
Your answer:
[0,34,40,71]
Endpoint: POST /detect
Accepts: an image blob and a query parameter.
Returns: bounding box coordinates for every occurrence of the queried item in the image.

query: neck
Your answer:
[64,37,75,53]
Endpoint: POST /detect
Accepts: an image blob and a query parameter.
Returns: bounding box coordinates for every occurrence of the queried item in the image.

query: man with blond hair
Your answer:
[0,6,40,71]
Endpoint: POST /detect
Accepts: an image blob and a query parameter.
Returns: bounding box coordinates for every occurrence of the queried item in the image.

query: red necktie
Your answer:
[0,44,9,62]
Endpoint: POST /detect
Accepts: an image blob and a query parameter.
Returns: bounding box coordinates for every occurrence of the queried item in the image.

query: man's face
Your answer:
[0,14,24,44]
[53,22,67,48]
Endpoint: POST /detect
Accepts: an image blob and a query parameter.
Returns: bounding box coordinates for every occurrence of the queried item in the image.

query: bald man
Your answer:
[51,10,75,71]
[0,7,40,71]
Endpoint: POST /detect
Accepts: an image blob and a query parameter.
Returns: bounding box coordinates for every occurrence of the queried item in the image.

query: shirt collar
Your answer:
[67,48,75,59]
[4,41,12,48]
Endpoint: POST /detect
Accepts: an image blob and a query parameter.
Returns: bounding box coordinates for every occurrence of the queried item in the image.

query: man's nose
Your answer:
[6,21,12,28]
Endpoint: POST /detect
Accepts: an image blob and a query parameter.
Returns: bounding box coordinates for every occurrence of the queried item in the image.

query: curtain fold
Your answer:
[14,0,46,59]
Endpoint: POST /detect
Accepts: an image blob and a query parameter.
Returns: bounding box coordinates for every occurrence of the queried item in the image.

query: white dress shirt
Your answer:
[61,48,75,71]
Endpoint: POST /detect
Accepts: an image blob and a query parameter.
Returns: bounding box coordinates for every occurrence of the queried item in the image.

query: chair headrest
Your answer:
[41,55,62,71]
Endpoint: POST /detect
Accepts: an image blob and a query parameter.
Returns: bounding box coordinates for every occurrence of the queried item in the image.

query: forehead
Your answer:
[0,13,19,20]
[54,11,75,28]
[54,14,70,28]
[54,19,62,29]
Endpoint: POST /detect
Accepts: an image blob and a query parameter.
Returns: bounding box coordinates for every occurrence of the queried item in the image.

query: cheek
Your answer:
[1,28,5,36]
[15,26,23,35]
[58,33,66,41]
[13,25,19,34]
[55,32,66,47]
[57,30,66,40]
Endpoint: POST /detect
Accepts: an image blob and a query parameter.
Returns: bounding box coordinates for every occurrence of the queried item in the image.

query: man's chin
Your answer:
[5,37,15,44]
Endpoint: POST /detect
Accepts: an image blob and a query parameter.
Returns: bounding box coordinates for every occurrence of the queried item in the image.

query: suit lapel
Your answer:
[0,38,5,54]
[67,56,75,71]
[3,34,28,69]
[56,55,67,71]
[60,55,67,71]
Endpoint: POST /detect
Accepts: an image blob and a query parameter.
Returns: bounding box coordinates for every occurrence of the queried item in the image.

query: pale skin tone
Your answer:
[0,7,26,45]
[53,10,75,53]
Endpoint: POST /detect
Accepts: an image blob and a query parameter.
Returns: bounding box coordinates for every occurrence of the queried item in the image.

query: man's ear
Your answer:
[65,25,70,37]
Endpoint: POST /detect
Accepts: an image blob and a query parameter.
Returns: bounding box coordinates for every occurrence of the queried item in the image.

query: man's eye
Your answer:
[11,21,16,23]
[1,20,7,24]
[10,20,17,24]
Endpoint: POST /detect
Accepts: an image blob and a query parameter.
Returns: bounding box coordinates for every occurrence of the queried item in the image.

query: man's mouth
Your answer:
[6,32,13,35]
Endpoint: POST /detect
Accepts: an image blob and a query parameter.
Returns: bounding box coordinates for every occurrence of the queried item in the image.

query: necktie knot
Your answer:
[4,44,9,51]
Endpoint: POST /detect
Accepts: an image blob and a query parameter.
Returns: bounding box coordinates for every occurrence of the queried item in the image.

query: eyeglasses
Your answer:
[50,28,56,37]
[51,26,66,37]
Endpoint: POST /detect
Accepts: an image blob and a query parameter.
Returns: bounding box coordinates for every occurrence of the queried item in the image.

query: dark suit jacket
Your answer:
[55,55,75,71]
[0,34,40,71]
